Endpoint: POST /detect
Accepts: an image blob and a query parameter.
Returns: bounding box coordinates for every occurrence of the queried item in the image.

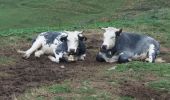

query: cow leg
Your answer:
[34,50,44,58]
[48,49,63,63]
[96,52,109,62]
[118,53,130,63]
[96,52,118,63]
[146,44,156,63]
[107,56,119,63]
[23,38,42,58]
[78,54,86,61]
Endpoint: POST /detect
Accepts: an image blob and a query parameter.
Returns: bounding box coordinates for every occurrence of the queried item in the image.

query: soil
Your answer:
[120,81,170,100]
[0,31,169,100]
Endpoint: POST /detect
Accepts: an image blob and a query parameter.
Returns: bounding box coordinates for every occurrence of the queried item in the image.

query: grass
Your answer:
[0,0,124,31]
[48,84,71,94]
[0,56,16,66]
[108,61,170,92]
[119,96,134,100]
[17,81,115,100]
[148,80,170,91]
[1,0,170,47]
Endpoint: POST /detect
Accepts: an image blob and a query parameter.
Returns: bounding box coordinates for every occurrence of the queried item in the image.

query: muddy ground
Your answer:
[0,30,170,100]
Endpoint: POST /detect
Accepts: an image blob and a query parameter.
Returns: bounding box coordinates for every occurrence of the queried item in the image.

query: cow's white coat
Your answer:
[18,31,84,63]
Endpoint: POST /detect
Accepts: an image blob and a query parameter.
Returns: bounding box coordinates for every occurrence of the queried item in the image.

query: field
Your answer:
[0,0,170,100]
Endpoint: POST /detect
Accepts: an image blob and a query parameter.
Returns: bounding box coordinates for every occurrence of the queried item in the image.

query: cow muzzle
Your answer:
[68,49,77,55]
[101,45,107,50]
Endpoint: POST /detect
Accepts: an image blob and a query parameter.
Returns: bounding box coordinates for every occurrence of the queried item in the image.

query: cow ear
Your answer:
[78,34,87,41]
[115,28,122,36]
[60,35,68,42]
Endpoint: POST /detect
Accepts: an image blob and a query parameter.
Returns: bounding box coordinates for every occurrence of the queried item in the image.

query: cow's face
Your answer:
[101,27,122,50]
[60,31,87,55]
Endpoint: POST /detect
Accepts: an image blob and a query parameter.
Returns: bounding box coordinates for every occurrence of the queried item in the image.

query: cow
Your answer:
[18,31,87,63]
[96,27,160,63]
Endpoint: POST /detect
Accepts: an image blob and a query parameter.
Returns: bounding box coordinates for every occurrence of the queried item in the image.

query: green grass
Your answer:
[0,0,124,31]
[76,81,96,94]
[17,81,116,100]
[119,96,134,100]
[109,62,170,92]
[148,80,170,91]
[1,0,170,46]
[48,84,71,94]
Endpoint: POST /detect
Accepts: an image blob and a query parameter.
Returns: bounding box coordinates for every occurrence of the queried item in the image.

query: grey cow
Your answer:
[18,31,87,63]
[96,27,160,63]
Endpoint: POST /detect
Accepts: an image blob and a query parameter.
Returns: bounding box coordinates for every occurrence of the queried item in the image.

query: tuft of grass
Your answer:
[0,56,16,66]
[119,96,135,100]
[76,81,96,94]
[35,96,46,100]
[115,61,170,78]
[48,84,72,94]
[147,80,170,92]
[80,96,98,100]
[51,96,66,100]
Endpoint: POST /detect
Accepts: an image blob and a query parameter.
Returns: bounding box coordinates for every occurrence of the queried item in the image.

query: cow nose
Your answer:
[101,45,107,50]
[69,49,76,54]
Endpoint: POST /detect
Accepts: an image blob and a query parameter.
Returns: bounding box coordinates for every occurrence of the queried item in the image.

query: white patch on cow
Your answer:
[48,52,63,63]
[23,35,45,58]
[78,54,86,61]
[101,27,120,49]
[18,32,64,59]
[34,50,44,57]
[132,53,147,61]
[65,31,83,53]
[148,44,155,63]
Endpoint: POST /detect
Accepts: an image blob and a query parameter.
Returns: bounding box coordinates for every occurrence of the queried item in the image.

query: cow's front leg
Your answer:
[107,55,119,63]
[118,53,130,63]
[78,54,86,61]
[48,51,63,63]
[34,50,44,58]
[145,44,156,63]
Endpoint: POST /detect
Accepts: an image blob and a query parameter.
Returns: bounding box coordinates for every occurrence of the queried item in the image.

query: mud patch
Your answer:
[0,31,109,100]
[119,81,170,100]
[160,47,170,63]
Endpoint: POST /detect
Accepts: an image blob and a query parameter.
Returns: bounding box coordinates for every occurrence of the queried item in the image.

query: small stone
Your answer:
[60,65,65,69]
[107,66,117,71]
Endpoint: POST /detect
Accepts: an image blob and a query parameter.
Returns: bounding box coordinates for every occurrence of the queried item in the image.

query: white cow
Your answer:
[18,31,87,63]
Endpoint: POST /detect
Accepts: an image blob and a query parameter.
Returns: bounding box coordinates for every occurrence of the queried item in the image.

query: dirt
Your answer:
[0,31,108,100]
[0,31,170,100]
[120,81,170,100]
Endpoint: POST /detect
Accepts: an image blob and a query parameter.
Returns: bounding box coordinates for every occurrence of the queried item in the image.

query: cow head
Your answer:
[60,31,87,55]
[101,27,122,51]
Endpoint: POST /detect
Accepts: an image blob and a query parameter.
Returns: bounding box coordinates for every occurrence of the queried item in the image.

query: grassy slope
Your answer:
[0,0,170,46]
[0,0,123,31]
[0,0,170,99]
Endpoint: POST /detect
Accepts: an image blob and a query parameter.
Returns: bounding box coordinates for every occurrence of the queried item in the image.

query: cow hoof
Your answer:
[22,54,30,59]
[68,55,77,62]
[96,54,105,62]
[48,56,60,63]
[118,56,129,63]
[34,53,41,58]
